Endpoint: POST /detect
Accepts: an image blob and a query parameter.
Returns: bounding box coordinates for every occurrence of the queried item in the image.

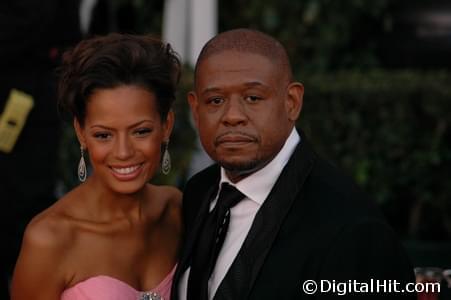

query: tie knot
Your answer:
[216,183,245,211]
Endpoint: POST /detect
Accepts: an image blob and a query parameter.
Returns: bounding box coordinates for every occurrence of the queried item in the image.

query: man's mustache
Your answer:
[214,131,258,146]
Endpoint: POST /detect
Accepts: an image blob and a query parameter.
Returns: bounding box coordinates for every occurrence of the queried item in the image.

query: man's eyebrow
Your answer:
[201,87,221,95]
[201,81,267,95]
[244,81,265,87]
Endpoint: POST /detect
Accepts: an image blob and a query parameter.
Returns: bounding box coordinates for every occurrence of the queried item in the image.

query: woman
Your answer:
[11,33,182,300]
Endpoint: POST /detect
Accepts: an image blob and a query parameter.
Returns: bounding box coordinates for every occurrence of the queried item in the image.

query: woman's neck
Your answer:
[81,176,149,223]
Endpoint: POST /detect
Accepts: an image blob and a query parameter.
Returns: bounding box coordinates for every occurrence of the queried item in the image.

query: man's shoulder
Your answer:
[301,155,386,224]
[182,163,219,200]
[184,164,220,191]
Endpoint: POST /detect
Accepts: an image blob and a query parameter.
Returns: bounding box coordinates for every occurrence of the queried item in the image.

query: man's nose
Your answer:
[221,98,248,126]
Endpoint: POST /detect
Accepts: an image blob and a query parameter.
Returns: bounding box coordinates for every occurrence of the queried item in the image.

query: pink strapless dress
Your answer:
[61,266,175,300]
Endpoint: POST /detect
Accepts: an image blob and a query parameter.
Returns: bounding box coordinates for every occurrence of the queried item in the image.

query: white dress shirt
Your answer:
[179,128,301,300]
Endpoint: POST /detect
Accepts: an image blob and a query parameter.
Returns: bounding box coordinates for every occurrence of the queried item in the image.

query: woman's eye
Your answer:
[134,128,152,136]
[93,132,111,140]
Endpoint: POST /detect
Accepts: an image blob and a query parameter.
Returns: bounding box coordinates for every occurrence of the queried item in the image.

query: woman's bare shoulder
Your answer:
[161,185,182,204]
[147,184,182,228]
[150,184,182,211]
[11,195,80,299]
[24,184,90,249]
[22,201,75,254]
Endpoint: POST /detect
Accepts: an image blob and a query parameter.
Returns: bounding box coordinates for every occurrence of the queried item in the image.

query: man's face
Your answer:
[189,50,303,182]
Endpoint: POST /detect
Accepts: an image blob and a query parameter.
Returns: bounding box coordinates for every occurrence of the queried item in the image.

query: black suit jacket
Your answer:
[172,133,416,299]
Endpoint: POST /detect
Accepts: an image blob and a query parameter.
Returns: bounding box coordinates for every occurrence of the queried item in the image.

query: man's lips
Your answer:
[215,133,257,146]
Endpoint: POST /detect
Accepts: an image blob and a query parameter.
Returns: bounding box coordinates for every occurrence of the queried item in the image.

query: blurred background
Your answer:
[1,0,450,298]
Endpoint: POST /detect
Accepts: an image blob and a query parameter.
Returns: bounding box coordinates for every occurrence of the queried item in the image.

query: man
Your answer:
[172,29,416,299]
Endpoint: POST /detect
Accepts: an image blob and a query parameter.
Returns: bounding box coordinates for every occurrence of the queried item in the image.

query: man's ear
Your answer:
[162,110,175,141]
[73,118,86,148]
[285,82,304,122]
[187,91,200,128]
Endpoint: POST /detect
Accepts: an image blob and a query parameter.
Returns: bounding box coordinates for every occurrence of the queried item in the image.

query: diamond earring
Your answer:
[161,141,171,175]
[78,146,87,182]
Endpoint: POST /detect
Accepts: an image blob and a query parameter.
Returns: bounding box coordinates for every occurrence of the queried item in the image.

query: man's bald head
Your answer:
[195,28,293,84]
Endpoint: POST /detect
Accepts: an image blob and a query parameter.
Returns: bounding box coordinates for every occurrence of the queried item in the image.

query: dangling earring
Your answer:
[78,146,87,182]
[161,140,171,175]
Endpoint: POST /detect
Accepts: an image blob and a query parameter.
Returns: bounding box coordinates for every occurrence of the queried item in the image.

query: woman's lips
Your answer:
[109,163,143,181]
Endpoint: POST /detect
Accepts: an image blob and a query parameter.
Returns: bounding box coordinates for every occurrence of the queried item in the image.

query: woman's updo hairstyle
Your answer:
[58,33,181,125]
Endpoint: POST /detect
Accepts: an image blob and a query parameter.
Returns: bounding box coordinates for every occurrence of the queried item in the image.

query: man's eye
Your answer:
[93,132,111,140]
[245,95,262,102]
[134,128,152,136]
[208,97,224,105]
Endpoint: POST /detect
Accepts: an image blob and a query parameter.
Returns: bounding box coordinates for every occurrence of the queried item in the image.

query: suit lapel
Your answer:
[172,170,220,299]
[214,136,317,300]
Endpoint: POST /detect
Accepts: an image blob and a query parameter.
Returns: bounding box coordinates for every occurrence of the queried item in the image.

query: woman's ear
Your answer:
[163,110,175,142]
[73,118,86,148]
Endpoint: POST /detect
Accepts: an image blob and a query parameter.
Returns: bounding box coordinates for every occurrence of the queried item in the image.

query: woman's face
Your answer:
[75,85,173,194]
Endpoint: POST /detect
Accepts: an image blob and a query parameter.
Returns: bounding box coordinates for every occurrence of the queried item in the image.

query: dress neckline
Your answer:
[63,264,176,294]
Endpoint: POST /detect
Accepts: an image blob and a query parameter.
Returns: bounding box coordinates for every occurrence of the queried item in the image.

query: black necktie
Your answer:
[187,183,245,300]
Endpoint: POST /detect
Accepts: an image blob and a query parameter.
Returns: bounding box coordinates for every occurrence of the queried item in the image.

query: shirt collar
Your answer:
[220,127,300,206]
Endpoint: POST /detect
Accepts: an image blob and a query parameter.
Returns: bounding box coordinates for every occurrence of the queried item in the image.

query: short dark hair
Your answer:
[58,33,181,125]
[195,28,293,82]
